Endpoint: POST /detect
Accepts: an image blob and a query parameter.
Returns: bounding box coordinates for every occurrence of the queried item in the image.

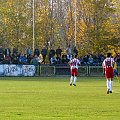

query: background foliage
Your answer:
[0,0,120,55]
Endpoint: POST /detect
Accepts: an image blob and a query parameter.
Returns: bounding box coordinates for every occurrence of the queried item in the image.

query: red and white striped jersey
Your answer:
[69,58,80,69]
[102,57,114,68]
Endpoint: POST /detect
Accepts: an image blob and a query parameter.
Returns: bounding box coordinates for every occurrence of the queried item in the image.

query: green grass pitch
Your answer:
[0,77,120,120]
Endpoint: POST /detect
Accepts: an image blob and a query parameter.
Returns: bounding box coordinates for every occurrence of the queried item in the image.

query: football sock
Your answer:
[73,76,77,85]
[106,80,110,90]
[70,76,74,84]
[109,80,112,91]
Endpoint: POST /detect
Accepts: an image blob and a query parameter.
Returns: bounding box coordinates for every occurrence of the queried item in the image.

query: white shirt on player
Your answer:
[102,57,114,68]
[69,58,80,69]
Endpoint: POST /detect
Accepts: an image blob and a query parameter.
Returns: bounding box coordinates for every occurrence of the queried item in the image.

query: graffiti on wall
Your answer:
[0,65,36,76]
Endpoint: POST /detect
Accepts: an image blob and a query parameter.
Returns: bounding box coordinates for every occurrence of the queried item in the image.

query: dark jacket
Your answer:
[41,48,47,56]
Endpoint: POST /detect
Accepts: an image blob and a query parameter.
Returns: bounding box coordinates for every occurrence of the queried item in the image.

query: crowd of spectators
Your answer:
[0,46,120,66]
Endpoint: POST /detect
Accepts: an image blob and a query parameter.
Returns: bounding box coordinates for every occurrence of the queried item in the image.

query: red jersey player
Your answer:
[102,53,114,94]
[69,54,80,86]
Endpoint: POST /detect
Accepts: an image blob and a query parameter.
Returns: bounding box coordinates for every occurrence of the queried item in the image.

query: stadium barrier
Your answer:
[40,66,55,76]
[78,66,88,76]
[0,64,35,76]
[55,66,70,76]
[39,65,119,77]
[39,65,104,77]
[89,66,104,76]
[0,64,119,77]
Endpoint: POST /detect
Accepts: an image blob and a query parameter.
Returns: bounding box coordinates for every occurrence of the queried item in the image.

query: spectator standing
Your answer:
[0,46,4,64]
[73,46,78,56]
[30,55,39,74]
[34,48,40,57]
[83,55,88,65]
[39,54,43,64]
[50,56,57,65]
[41,47,47,64]
[4,48,11,57]
[113,60,119,81]
[13,47,18,55]
[4,55,11,64]
[11,53,19,64]
[26,47,32,57]
[116,53,120,65]
[67,54,73,62]
[30,55,39,66]
[27,54,33,64]
[99,52,105,64]
[0,46,4,54]
[62,53,68,64]
[48,48,55,63]
[19,53,27,64]
[56,55,62,64]
[88,55,94,66]
[93,53,99,65]
[56,46,62,57]
[66,44,72,56]
[114,50,120,72]
[0,52,4,64]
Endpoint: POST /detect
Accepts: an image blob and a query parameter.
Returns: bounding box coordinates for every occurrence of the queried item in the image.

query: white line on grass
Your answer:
[113,90,120,94]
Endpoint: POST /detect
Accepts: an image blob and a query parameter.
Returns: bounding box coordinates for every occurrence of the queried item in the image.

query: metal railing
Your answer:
[38,65,120,77]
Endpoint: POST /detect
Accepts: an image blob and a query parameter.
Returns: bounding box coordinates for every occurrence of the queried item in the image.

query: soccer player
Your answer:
[114,49,119,82]
[114,60,119,82]
[69,54,80,86]
[102,53,114,94]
